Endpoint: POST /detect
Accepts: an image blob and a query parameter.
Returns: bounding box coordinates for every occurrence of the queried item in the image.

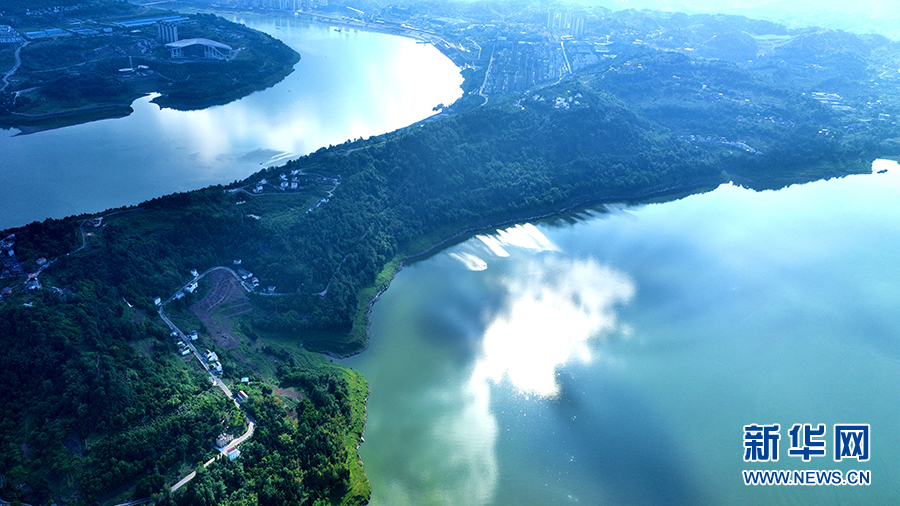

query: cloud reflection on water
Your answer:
[453,223,562,270]
[436,224,635,504]
[473,256,635,398]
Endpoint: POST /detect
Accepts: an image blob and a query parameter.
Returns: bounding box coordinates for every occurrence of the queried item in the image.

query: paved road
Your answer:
[67,220,90,256]
[170,418,255,493]
[0,41,28,93]
[158,266,252,373]
[158,266,257,494]
[478,42,496,105]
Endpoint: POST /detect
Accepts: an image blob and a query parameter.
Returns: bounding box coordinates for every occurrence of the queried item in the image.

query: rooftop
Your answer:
[165,38,233,51]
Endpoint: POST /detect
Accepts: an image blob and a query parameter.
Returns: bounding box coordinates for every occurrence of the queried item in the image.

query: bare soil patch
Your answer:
[273,387,304,403]
[274,387,304,420]
[190,270,252,350]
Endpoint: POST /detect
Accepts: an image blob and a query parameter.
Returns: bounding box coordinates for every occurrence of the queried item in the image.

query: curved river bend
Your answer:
[4,13,898,506]
[0,15,462,230]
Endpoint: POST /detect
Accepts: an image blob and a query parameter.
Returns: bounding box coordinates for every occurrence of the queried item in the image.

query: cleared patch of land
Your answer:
[189,269,251,350]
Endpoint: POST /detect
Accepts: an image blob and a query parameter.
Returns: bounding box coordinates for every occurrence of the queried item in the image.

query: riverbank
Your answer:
[347,162,900,506]
[176,4,473,67]
[339,111,875,357]
[1,102,134,134]
[0,11,300,132]
[175,6,482,116]
[344,175,790,357]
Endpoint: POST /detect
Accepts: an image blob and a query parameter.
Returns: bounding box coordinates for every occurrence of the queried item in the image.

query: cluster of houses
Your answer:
[252,169,305,194]
[215,433,234,448]
[236,264,276,293]
[174,330,199,356]
[205,349,223,374]
[154,269,202,305]
[214,434,241,460]
[237,267,256,285]
[810,92,852,112]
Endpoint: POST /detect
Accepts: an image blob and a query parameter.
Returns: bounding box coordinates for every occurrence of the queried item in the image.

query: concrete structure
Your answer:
[165,38,234,60]
[547,11,585,38]
[256,0,303,10]
[70,28,100,36]
[115,16,189,28]
[158,21,178,43]
[216,433,234,448]
[23,28,67,39]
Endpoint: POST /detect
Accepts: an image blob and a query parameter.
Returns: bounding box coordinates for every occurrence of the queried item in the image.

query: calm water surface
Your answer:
[0,15,461,229]
[343,160,900,505]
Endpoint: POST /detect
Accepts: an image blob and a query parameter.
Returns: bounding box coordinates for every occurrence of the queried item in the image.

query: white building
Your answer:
[165,38,234,60]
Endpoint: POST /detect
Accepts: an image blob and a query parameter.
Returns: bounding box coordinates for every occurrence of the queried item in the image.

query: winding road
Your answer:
[1,41,29,93]
[156,266,258,493]
[169,416,256,493]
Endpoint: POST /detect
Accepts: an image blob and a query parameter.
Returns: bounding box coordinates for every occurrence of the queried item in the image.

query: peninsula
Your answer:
[0,0,299,131]
[2,1,900,505]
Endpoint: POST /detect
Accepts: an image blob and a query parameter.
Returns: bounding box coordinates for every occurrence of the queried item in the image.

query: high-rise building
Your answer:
[547,11,585,38]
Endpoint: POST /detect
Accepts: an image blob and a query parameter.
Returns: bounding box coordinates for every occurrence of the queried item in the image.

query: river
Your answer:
[5,11,897,505]
[0,14,462,230]
[343,160,900,505]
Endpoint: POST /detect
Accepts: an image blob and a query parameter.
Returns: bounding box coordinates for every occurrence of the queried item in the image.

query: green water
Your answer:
[343,160,900,505]
[0,15,461,229]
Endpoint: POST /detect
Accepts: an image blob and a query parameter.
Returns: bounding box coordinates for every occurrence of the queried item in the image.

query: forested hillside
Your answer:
[3,6,900,506]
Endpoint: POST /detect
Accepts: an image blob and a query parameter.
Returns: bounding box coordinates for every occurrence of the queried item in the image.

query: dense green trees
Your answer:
[0,292,227,504]
[148,366,364,506]
[3,7,900,504]
[8,38,886,350]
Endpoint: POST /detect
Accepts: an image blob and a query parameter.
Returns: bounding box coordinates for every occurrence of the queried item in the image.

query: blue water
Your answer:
[344,161,900,505]
[0,15,461,229]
